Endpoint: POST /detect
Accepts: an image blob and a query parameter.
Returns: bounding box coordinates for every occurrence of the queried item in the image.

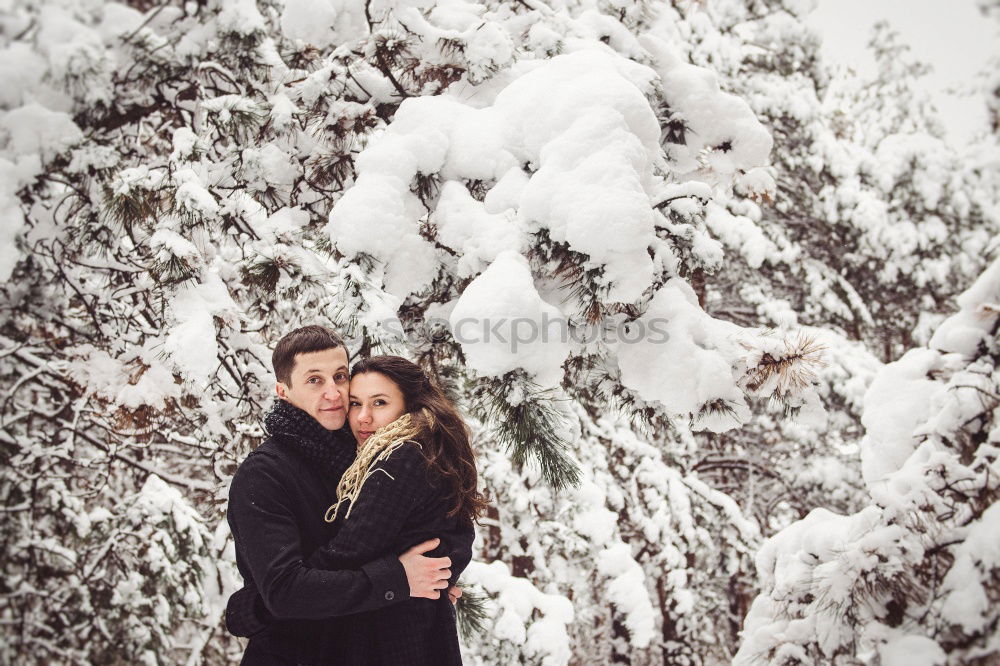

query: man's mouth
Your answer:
[320,406,343,413]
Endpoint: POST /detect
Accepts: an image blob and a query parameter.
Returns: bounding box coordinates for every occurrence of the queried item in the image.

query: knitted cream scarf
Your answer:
[324,410,431,523]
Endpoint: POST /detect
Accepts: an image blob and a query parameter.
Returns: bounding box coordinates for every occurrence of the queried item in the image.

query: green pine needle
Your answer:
[241,258,282,294]
[455,586,491,643]
[471,371,581,490]
[103,187,158,235]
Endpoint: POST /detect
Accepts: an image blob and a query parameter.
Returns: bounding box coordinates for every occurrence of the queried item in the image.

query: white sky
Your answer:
[808,0,998,146]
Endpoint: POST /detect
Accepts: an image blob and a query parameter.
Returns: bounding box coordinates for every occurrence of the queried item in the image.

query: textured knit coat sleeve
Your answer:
[305,442,476,587]
[227,452,408,620]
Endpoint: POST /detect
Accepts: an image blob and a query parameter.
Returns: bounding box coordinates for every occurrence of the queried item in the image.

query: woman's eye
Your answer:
[348,400,359,407]
[373,399,386,406]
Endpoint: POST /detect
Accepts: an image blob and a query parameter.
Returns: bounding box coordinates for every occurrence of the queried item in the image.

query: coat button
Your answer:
[384,591,395,601]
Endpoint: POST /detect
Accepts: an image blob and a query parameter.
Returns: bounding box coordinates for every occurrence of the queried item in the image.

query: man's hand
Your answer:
[447,585,462,605]
[399,538,451,599]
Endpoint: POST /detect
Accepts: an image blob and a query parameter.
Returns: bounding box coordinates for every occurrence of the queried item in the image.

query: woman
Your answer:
[231,355,486,665]
[330,355,487,664]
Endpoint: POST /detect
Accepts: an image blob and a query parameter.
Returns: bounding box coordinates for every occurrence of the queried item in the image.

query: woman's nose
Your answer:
[357,406,371,423]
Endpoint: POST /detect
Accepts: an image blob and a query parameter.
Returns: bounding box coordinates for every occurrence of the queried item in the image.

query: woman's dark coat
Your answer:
[314,440,472,665]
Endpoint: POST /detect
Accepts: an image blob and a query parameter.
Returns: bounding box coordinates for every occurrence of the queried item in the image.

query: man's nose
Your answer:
[323,385,340,403]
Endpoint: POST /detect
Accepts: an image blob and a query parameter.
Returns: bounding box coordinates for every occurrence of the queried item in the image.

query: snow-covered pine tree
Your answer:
[982,0,1000,135]
[0,0,298,662]
[0,0,839,664]
[315,2,831,662]
[736,256,1000,666]
[653,0,869,536]
[656,1,998,538]
[711,8,995,363]
[0,466,223,664]
[816,23,994,355]
[550,0,876,540]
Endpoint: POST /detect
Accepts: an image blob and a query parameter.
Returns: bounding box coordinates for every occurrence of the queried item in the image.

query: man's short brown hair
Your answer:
[272,325,346,385]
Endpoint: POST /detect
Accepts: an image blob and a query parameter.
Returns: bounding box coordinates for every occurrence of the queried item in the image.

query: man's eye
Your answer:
[335,373,348,382]
[307,377,321,384]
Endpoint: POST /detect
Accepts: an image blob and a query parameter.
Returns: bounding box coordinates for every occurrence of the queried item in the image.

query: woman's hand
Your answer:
[447,585,462,605]
[399,538,452,599]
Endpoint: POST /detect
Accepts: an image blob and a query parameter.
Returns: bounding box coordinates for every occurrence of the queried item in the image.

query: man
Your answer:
[226,326,466,664]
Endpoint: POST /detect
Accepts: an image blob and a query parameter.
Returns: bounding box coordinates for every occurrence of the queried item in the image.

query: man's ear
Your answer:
[275,381,288,400]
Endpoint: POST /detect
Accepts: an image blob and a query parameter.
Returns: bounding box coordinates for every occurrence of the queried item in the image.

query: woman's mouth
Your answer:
[357,430,374,440]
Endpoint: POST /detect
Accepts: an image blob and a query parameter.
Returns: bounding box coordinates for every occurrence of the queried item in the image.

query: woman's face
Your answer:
[348,371,407,445]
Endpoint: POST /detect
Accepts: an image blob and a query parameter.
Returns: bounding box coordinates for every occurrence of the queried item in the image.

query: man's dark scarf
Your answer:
[264,399,352,468]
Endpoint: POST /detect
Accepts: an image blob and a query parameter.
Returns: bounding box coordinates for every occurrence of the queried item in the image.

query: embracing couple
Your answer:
[225,325,487,665]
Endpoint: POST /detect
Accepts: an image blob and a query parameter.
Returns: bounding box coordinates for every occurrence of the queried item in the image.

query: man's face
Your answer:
[275,347,350,430]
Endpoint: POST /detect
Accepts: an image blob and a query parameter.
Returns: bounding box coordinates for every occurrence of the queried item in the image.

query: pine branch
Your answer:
[455,585,491,643]
[102,184,160,237]
[148,254,197,285]
[528,229,608,324]
[740,332,827,402]
[412,171,440,207]
[306,151,355,190]
[241,256,284,295]
[371,30,411,99]
[40,417,215,493]
[697,398,740,422]
[470,371,581,490]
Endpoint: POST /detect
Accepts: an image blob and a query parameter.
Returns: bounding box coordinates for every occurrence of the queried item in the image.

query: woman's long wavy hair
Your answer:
[351,355,488,523]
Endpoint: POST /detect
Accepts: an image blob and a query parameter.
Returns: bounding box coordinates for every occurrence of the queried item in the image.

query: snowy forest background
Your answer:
[1,0,998,664]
